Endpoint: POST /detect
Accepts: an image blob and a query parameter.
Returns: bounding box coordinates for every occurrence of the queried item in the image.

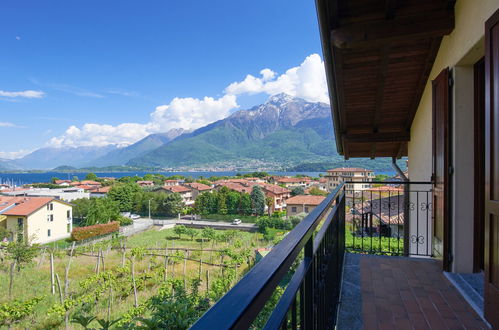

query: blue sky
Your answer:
[0,0,327,158]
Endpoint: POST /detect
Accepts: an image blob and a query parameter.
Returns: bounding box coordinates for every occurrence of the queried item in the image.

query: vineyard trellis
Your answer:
[0,226,273,329]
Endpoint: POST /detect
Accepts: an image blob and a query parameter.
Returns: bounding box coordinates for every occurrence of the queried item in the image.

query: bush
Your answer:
[117,215,133,226]
[71,222,120,241]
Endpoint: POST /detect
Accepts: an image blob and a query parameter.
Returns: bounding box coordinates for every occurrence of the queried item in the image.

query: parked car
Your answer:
[232,219,242,225]
[130,214,140,220]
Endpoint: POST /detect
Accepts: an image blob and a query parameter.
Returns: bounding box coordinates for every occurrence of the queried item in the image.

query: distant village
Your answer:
[0,167,405,246]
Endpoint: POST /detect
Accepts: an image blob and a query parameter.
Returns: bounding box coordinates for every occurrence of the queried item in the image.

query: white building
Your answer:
[325,168,374,196]
[2,187,90,202]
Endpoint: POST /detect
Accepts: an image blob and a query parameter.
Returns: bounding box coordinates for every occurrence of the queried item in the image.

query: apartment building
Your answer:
[0,196,73,244]
[325,167,374,195]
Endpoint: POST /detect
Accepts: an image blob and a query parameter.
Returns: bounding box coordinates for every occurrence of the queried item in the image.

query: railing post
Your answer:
[303,237,314,329]
[403,183,410,257]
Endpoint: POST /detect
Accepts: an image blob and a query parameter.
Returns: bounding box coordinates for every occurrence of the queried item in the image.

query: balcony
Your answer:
[192,182,488,329]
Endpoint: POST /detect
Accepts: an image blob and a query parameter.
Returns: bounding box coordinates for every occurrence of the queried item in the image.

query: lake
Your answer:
[0,170,396,185]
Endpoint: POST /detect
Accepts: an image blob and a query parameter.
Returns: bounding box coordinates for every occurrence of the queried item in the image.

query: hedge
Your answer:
[71,222,120,241]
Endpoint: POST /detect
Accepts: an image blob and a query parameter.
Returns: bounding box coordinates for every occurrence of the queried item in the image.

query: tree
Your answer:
[309,187,328,196]
[265,196,274,216]
[291,186,305,196]
[72,198,93,220]
[160,193,184,217]
[5,241,40,297]
[174,225,187,239]
[85,172,98,181]
[250,186,266,216]
[202,227,216,241]
[226,191,240,214]
[84,198,120,226]
[72,176,79,182]
[239,193,252,215]
[51,177,60,184]
[0,226,11,241]
[217,193,228,215]
[185,228,198,241]
[108,183,141,212]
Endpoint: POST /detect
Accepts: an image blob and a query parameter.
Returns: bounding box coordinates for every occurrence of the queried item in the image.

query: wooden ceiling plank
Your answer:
[372,45,390,133]
[331,9,454,49]
[405,37,442,130]
[343,132,410,143]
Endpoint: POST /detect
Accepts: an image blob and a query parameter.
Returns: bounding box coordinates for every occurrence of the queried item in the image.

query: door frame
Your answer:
[473,57,485,273]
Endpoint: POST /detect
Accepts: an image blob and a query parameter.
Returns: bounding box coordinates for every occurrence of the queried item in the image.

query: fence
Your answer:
[344,181,433,256]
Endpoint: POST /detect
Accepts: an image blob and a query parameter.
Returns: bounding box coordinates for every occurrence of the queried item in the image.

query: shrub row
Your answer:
[71,222,120,241]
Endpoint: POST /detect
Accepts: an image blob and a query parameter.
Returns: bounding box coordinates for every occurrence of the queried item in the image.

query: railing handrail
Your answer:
[190,184,345,329]
[343,180,432,184]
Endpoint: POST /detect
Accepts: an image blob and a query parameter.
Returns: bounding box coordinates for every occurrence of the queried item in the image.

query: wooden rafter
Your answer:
[331,9,454,49]
[342,132,410,143]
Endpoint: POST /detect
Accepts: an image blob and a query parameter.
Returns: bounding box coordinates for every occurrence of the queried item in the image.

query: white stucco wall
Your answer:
[408,0,499,272]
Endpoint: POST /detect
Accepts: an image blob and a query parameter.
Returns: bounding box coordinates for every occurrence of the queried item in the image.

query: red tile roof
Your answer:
[276,177,311,183]
[184,182,212,191]
[259,183,291,195]
[164,185,191,193]
[216,182,253,194]
[286,195,326,206]
[327,167,373,173]
[0,196,55,216]
[91,186,111,193]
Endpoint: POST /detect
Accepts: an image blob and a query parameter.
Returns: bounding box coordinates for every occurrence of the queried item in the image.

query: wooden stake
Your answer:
[50,253,55,295]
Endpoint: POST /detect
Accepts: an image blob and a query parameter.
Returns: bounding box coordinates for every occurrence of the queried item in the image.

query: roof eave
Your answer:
[315,0,344,156]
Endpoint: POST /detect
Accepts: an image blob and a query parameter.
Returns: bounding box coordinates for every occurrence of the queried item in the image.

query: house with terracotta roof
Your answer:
[215,182,253,194]
[164,179,180,186]
[160,185,193,205]
[90,186,112,198]
[136,180,154,187]
[182,182,212,199]
[258,184,291,213]
[54,180,71,186]
[285,195,326,218]
[0,196,73,244]
[275,177,313,188]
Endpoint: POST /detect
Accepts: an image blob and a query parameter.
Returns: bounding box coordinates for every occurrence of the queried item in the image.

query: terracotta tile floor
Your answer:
[359,255,488,329]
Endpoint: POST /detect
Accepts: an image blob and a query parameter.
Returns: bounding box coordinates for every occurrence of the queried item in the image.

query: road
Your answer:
[148,218,257,232]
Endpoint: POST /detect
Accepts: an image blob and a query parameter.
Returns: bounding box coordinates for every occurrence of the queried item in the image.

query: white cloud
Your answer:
[0,122,16,127]
[0,149,32,159]
[48,123,156,148]
[150,95,238,132]
[15,36,21,41]
[47,95,238,147]
[225,54,329,103]
[46,54,327,148]
[0,90,45,98]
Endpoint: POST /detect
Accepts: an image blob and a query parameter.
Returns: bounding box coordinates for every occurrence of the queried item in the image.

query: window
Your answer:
[67,210,71,219]
[17,218,23,229]
[67,224,71,233]
[47,229,51,237]
[291,207,297,213]
[305,207,309,212]
[49,203,53,211]
[50,214,54,222]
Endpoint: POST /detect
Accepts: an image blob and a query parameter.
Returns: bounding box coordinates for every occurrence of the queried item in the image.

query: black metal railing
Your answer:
[191,184,346,329]
[344,181,432,256]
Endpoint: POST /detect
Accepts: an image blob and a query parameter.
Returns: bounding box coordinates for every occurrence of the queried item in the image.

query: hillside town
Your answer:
[0,168,399,245]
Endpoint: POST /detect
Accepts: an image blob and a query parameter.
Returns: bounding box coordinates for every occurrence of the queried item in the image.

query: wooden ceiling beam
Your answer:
[343,132,410,143]
[372,45,390,133]
[331,9,454,49]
